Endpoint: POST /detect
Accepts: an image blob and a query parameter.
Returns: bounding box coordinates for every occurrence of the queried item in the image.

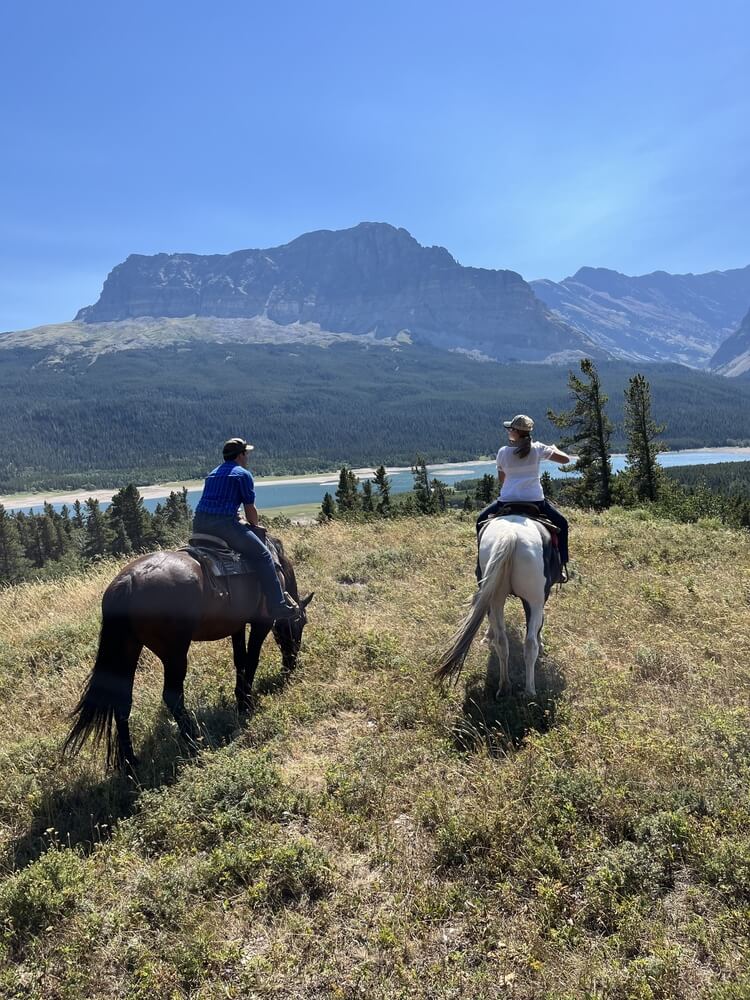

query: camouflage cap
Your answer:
[502,414,534,432]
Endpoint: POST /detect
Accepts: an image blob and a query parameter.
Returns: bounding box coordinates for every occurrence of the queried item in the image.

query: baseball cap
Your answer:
[222,437,255,460]
[502,414,534,432]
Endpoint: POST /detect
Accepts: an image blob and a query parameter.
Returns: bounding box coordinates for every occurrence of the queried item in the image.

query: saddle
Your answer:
[484,502,563,596]
[181,527,283,607]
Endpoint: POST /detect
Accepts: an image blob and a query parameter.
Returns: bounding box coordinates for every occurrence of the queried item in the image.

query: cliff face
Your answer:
[75,223,598,362]
[711,308,750,377]
[532,265,750,367]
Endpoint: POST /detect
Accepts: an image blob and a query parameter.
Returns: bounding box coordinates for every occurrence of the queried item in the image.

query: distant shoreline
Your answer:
[2,447,749,511]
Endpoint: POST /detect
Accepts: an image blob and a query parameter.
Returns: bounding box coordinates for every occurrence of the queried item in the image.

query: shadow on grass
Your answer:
[6,666,294,871]
[451,628,566,756]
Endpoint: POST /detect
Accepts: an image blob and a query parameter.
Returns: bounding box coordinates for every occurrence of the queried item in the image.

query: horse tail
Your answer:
[435,528,518,684]
[64,574,137,768]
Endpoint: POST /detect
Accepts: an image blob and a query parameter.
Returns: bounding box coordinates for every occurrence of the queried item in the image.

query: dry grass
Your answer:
[0,509,749,998]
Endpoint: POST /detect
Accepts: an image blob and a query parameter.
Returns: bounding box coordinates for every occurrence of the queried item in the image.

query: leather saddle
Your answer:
[181,527,283,606]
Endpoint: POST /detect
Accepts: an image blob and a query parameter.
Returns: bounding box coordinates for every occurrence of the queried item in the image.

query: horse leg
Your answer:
[161,643,201,749]
[487,600,510,698]
[245,620,272,689]
[231,628,252,715]
[524,605,545,697]
[109,636,142,770]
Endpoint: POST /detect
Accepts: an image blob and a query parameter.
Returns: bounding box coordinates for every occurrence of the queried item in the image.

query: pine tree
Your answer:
[475,473,497,506]
[624,373,665,502]
[373,465,392,516]
[320,492,336,521]
[335,467,360,513]
[430,478,448,512]
[0,505,29,584]
[109,517,133,556]
[361,480,375,513]
[412,455,435,514]
[462,494,475,512]
[540,470,555,500]
[548,359,613,509]
[72,500,85,530]
[84,499,113,559]
[108,484,150,551]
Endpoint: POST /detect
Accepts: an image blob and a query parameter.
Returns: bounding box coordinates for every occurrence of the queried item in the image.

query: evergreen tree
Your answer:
[335,467,360,513]
[624,373,665,502]
[430,478,448,512]
[475,473,497,506]
[319,492,336,521]
[0,504,29,584]
[108,484,150,550]
[540,470,555,500]
[361,480,375,513]
[373,465,392,516]
[462,494,475,512]
[72,500,85,530]
[109,516,133,556]
[548,359,613,509]
[412,455,435,514]
[84,499,113,559]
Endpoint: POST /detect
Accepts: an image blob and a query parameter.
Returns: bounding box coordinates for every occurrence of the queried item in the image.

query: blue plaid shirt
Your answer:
[195,461,256,516]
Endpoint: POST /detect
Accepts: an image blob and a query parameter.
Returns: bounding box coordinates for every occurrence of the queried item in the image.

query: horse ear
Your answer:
[301,592,315,608]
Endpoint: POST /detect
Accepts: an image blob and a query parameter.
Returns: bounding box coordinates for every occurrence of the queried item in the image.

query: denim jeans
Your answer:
[192,513,286,606]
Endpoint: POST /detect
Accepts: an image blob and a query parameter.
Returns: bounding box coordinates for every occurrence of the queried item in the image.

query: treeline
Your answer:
[3,342,750,493]
[0,487,192,585]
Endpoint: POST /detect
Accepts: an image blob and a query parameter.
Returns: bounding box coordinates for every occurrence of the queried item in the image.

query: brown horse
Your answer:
[64,535,313,768]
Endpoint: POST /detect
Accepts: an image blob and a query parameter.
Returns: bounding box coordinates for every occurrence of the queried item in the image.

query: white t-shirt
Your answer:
[496,441,555,502]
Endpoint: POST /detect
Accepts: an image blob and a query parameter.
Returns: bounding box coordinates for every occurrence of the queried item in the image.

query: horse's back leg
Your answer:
[487,597,510,698]
[523,604,545,697]
[161,640,200,748]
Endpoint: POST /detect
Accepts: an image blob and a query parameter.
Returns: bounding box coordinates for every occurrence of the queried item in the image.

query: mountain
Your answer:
[711,307,750,377]
[531,265,750,367]
[72,222,599,363]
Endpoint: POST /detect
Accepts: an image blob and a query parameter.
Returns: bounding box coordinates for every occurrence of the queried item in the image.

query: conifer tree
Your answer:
[109,517,133,556]
[373,465,392,516]
[319,492,336,521]
[361,480,375,513]
[108,484,150,551]
[540,470,555,500]
[0,505,29,584]
[412,455,435,514]
[475,473,497,506]
[84,499,113,559]
[624,373,665,502]
[430,478,448,512]
[548,359,613,509]
[462,494,475,512]
[72,500,85,530]
[335,467,360,513]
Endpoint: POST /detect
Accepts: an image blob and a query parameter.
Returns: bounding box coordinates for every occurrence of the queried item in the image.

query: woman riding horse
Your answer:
[476,414,571,580]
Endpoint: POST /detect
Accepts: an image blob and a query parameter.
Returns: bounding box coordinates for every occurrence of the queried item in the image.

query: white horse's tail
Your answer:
[435,529,518,684]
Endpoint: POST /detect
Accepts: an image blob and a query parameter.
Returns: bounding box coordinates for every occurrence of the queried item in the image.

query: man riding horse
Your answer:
[192,437,300,620]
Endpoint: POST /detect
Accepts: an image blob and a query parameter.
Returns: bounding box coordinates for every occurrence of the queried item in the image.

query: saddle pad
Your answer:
[182,544,255,578]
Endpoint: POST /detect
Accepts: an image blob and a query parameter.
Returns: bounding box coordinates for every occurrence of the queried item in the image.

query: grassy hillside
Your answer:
[1,510,749,997]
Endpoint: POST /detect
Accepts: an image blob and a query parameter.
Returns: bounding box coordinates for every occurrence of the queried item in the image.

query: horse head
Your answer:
[273,591,314,671]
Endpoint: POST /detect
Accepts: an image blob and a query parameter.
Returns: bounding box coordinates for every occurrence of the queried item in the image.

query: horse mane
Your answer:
[268,533,299,598]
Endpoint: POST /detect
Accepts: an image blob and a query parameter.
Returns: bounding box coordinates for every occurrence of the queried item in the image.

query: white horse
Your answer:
[436,516,550,697]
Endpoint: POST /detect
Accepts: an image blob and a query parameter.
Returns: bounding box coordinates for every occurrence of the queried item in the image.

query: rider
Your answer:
[476,414,571,580]
[192,438,299,619]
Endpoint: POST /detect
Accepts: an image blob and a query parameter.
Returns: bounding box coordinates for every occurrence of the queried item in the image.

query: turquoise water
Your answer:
[10,450,749,515]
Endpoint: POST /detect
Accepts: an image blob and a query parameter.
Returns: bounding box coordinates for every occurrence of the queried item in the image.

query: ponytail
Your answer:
[514,433,532,459]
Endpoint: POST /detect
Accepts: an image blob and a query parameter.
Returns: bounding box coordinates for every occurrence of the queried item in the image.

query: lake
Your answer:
[8,449,749,515]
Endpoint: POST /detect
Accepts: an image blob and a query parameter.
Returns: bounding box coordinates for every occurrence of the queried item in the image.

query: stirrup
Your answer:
[560,565,569,584]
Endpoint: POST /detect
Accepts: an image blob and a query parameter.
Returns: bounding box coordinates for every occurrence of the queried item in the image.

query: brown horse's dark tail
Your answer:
[64,576,138,768]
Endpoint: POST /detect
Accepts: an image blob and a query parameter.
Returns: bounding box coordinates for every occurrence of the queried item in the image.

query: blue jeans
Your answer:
[192,513,286,607]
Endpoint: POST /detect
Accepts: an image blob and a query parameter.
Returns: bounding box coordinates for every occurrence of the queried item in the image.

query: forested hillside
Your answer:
[2,342,750,493]
[1,511,749,996]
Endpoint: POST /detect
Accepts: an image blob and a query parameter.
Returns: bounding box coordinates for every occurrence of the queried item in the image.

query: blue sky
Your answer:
[1,0,749,330]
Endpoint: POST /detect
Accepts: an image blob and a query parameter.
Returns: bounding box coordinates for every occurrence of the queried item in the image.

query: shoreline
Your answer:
[2,447,750,511]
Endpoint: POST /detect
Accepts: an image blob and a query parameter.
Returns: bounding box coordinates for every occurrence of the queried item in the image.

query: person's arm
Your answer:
[548,447,572,465]
[244,502,259,525]
[497,469,506,489]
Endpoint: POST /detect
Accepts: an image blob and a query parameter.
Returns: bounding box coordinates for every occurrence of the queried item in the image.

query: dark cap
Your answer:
[222,437,255,460]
